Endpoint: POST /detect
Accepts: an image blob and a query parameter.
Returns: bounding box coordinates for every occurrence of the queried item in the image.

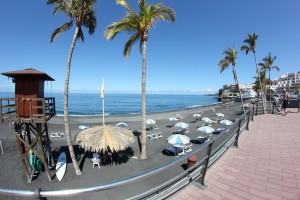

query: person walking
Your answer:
[297,89,300,113]
[281,88,289,116]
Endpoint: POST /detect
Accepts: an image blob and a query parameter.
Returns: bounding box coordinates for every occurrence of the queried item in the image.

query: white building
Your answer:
[273,71,300,93]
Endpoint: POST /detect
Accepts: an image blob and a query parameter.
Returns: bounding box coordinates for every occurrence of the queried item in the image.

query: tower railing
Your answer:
[0,97,55,123]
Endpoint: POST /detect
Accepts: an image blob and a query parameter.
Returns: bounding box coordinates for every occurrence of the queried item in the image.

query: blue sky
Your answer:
[1,0,299,94]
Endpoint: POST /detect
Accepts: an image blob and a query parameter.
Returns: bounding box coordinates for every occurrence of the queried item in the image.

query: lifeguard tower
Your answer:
[0,68,56,182]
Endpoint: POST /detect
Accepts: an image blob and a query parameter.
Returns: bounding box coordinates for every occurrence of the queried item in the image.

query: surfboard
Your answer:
[56,152,67,181]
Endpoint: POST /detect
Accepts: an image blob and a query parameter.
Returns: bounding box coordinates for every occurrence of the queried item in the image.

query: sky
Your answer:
[0,0,300,94]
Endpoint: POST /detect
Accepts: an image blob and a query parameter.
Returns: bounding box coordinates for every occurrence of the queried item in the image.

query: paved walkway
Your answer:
[170,108,300,200]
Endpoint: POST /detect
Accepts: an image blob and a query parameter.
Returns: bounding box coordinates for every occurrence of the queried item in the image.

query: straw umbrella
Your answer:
[75,125,135,152]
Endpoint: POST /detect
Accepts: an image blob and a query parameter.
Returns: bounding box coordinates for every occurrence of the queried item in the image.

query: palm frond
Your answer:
[240,45,250,54]
[76,27,84,42]
[123,33,140,58]
[82,12,96,35]
[50,20,73,43]
[219,58,230,72]
[47,0,63,5]
[117,0,135,13]
[105,0,175,59]
[218,47,237,73]
[241,33,259,54]
[49,0,97,42]
[260,53,280,72]
[152,6,176,23]
[51,0,68,15]
[105,16,139,40]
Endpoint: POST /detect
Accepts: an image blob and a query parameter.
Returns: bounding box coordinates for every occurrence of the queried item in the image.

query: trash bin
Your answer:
[187,155,197,169]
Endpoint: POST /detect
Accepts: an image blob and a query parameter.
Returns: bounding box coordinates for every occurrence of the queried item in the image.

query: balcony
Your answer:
[0,97,56,123]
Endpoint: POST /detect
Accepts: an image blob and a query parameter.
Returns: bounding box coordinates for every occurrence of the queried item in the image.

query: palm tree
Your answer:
[219,47,246,116]
[48,0,97,175]
[259,53,280,98]
[241,33,266,113]
[252,71,268,97]
[104,0,175,159]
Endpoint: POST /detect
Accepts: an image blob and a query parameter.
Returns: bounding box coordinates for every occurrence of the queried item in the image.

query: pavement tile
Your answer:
[229,187,256,200]
[210,185,247,200]
[267,187,299,200]
[170,109,300,200]
[249,188,282,200]
[253,176,283,191]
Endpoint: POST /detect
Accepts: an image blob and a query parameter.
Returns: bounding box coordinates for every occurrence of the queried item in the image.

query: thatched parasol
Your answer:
[75,125,135,152]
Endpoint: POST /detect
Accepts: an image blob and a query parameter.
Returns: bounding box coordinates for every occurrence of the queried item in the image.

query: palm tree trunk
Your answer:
[140,40,147,160]
[254,52,266,114]
[233,65,246,118]
[269,69,271,100]
[64,27,82,175]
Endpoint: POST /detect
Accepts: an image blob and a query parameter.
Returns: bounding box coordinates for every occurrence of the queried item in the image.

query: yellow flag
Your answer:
[101,79,104,99]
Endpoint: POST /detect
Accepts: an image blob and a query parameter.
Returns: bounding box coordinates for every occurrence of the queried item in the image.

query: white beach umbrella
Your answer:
[197,126,215,135]
[216,113,224,117]
[193,113,201,118]
[175,122,189,129]
[116,122,128,127]
[146,119,156,125]
[146,119,156,130]
[202,117,213,123]
[219,119,233,126]
[176,114,183,119]
[167,134,190,146]
[169,117,178,125]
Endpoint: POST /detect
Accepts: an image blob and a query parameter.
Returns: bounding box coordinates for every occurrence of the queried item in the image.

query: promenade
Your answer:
[171,108,300,200]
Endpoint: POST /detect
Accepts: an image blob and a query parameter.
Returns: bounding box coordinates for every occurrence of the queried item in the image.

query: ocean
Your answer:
[1,92,219,116]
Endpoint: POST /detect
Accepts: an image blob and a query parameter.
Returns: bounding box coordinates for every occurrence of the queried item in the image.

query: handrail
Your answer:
[0,139,214,199]
[0,103,257,199]
[0,97,55,123]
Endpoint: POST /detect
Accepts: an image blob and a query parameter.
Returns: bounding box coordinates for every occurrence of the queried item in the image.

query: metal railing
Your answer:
[0,105,257,200]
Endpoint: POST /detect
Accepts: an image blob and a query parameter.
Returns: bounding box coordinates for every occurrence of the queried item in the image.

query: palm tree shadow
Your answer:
[112,147,134,165]
[133,130,142,153]
[78,150,92,171]
[52,145,85,165]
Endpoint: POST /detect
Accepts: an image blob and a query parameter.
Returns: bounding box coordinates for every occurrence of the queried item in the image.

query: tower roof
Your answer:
[1,68,54,81]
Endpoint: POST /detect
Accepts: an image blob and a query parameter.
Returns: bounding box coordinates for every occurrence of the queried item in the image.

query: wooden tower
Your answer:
[0,68,56,183]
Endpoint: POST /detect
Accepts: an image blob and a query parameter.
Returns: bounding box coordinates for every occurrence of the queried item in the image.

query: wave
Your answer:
[185,105,202,109]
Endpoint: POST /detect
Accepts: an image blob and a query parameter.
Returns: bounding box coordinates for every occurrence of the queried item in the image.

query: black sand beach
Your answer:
[0,101,245,200]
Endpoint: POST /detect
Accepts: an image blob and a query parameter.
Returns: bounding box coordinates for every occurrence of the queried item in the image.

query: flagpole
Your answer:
[101,79,105,125]
[102,96,105,125]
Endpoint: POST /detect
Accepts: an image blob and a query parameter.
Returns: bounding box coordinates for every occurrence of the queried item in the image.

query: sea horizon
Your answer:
[1,92,219,116]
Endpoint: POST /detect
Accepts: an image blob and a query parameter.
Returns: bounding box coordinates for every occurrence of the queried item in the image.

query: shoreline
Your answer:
[49,102,223,124]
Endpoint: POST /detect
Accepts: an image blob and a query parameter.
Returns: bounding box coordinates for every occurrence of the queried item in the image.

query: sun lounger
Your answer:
[152,133,158,140]
[165,146,185,156]
[51,133,57,138]
[147,133,154,140]
[148,132,163,140]
[157,132,163,138]
[51,132,64,138]
[176,149,186,157]
[191,136,207,144]
[183,144,192,153]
